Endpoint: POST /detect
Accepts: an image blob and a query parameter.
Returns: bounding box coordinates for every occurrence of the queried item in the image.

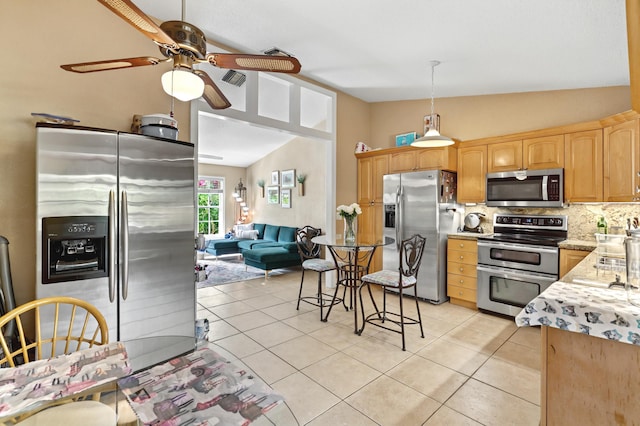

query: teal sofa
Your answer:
[204,224,301,276]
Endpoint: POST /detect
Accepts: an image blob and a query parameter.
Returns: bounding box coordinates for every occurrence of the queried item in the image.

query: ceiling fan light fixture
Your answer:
[161,68,205,101]
[411,60,454,148]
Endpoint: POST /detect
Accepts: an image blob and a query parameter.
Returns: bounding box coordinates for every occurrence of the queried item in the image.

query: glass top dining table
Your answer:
[311,235,393,333]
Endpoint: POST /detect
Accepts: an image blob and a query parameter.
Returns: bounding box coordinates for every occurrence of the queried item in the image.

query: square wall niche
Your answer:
[258,73,291,122]
[301,87,332,132]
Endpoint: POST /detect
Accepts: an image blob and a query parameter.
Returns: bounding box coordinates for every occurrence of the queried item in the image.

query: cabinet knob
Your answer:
[459,291,463,296]
[459,267,464,272]
[459,255,464,260]
[459,243,464,248]
[459,279,464,284]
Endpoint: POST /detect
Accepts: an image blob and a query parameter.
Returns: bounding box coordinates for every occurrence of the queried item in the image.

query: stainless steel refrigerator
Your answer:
[382,170,460,303]
[36,123,196,358]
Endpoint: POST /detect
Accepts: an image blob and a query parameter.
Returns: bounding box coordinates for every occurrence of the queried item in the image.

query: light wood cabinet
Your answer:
[559,248,591,277]
[457,145,487,203]
[388,146,457,173]
[487,135,564,173]
[523,134,565,170]
[542,326,640,425]
[487,140,522,172]
[389,151,417,173]
[604,118,640,201]
[564,129,603,203]
[357,155,388,205]
[447,238,478,309]
[357,155,388,272]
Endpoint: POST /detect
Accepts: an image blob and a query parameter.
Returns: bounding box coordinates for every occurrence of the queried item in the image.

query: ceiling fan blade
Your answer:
[194,70,232,110]
[206,54,301,74]
[97,0,178,51]
[60,56,166,73]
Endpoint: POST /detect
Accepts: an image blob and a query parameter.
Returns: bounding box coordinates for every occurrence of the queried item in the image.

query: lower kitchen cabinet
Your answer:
[559,248,591,277]
[542,326,640,425]
[447,237,478,309]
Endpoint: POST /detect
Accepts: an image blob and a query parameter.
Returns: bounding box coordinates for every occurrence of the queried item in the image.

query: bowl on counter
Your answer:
[140,113,178,128]
[140,124,178,140]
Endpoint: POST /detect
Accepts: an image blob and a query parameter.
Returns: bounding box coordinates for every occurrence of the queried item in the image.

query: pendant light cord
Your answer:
[430,60,440,118]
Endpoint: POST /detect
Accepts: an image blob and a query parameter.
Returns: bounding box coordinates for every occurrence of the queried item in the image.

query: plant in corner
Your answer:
[337,203,362,243]
[257,179,265,198]
[297,174,306,196]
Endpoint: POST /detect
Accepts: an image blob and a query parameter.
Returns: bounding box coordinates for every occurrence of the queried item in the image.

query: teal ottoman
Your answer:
[205,239,241,257]
[243,247,301,278]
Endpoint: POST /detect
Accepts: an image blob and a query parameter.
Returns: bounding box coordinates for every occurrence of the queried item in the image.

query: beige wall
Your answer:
[197,164,246,233]
[247,137,327,230]
[369,86,631,149]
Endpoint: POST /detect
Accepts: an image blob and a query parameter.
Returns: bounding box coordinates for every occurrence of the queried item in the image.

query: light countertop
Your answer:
[448,232,486,240]
[515,250,640,346]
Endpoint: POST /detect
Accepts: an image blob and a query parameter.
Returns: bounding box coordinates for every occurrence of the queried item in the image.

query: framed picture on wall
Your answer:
[281,169,295,188]
[281,189,291,208]
[267,186,279,204]
[271,170,280,185]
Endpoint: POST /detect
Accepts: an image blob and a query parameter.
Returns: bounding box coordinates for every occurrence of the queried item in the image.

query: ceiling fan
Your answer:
[60,0,302,110]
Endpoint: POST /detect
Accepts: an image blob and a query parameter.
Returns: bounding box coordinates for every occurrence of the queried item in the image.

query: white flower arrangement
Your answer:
[337,203,362,219]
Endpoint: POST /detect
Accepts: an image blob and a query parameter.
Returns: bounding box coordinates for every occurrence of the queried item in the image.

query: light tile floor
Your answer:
[197,269,541,426]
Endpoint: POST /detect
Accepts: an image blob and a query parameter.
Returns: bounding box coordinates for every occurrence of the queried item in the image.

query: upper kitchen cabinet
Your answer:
[487,136,564,173]
[389,146,457,173]
[357,154,388,206]
[564,129,603,203]
[457,144,487,203]
[487,140,522,172]
[604,118,640,201]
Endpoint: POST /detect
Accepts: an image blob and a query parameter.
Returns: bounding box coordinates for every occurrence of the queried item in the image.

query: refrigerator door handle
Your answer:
[108,190,116,303]
[120,190,129,300]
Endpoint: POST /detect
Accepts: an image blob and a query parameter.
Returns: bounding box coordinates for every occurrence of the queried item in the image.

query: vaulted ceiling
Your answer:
[132,0,630,166]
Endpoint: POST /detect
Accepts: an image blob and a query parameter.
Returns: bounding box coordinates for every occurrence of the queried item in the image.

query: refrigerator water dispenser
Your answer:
[42,216,108,284]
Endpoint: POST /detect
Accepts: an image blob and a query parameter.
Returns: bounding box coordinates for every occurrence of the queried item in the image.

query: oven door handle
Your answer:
[477,264,558,281]
[477,240,558,254]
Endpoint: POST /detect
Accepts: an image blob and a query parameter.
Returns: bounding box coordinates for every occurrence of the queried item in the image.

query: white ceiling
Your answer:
[132,0,630,167]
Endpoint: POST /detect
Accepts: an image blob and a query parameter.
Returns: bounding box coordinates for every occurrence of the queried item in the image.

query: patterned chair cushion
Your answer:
[302,258,336,272]
[361,270,417,288]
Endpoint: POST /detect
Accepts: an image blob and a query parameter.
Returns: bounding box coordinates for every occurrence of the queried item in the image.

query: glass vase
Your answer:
[344,216,357,243]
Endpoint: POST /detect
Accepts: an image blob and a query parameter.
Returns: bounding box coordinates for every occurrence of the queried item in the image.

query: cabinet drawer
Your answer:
[447,284,477,303]
[447,250,478,265]
[448,239,478,252]
[447,261,477,277]
[447,273,477,290]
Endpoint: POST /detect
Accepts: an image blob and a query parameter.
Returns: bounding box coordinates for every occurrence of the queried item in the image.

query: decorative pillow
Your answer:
[233,223,254,234]
[237,230,259,240]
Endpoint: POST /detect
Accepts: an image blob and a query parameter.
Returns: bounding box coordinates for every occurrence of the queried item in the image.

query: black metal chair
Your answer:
[358,234,426,350]
[295,226,343,321]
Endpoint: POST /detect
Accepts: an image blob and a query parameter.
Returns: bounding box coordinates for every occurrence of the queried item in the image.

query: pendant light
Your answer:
[411,60,454,147]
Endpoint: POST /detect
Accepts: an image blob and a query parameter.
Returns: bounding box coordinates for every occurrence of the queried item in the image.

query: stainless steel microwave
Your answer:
[486,168,563,207]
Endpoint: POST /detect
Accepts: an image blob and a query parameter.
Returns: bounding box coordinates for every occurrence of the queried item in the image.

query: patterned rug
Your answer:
[197,258,294,288]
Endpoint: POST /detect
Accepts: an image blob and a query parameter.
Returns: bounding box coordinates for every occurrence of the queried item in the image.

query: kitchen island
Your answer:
[515,250,640,425]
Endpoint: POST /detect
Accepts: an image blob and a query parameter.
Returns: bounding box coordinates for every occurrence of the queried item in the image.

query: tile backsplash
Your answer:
[459,204,640,241]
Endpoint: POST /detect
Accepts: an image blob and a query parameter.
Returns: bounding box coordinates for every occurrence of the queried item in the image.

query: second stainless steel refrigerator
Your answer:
[382,170,459,303]
[36,124,196,359]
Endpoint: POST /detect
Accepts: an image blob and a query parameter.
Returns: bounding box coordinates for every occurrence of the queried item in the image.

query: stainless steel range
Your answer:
[476,213,568,316]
